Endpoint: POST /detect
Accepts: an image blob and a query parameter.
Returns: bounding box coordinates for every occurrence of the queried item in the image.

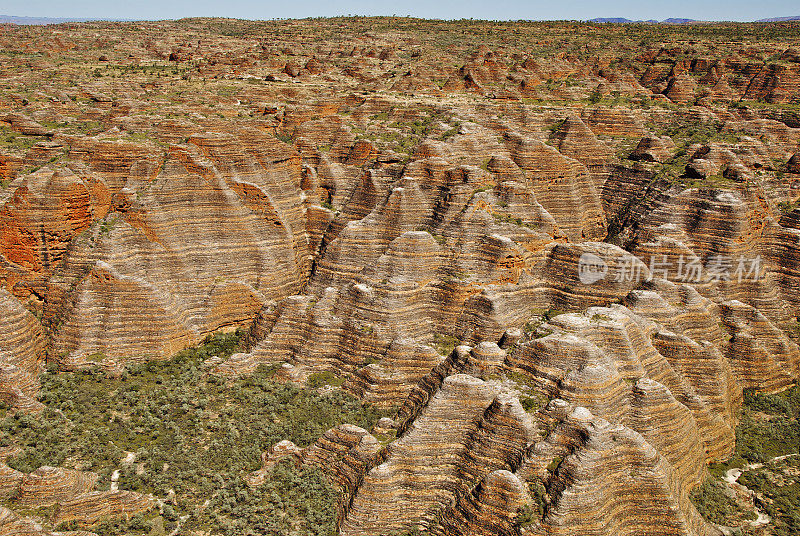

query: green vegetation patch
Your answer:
[697,384,800,534]
[690,477,756,525]
[645,118,744,190]
[738,457,800,535]
[2,331,383,536]
[723,385,800,535]
[735,385,800,464]
[0,126,43,154]
[432,333,459,356]
[778,200,799,215]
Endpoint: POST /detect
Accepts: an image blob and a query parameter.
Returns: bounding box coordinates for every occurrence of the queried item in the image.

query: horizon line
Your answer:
[1,13,799,24]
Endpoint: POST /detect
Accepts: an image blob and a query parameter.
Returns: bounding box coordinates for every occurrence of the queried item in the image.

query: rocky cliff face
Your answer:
[0,16,799,536]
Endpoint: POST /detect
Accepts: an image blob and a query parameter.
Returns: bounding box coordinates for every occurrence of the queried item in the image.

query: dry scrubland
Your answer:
[0,16,798,536]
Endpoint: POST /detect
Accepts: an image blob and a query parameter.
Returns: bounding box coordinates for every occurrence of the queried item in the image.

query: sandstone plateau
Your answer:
[0,16,798,536]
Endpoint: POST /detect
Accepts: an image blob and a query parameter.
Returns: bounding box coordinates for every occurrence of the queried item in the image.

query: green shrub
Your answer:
[689,478,745,525]
[307,370,345,389]
[702,383,799,533]
[432,333,459,356]
[738,461,800,536]
[735,385,800,463]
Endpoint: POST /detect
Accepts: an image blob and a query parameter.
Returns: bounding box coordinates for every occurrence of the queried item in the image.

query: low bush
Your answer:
[689,478,746,525]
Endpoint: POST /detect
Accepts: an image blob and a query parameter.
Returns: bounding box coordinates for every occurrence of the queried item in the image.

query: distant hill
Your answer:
[589,18,634,23]
[589,17,800,24]
[588,17,696,24]
[756,15,800,22]
[0,15,92,25]
[661,18,697,24]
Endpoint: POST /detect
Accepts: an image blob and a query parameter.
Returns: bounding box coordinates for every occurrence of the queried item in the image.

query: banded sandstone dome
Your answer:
[0,16,798,536]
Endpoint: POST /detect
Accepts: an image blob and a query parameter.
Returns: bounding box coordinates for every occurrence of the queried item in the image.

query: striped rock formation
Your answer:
[46,136,309,371]
[551,114,613,190]
[0,464,23,500]
[0,168,103,302]
[51,490,155,525]
[504,132,606,241]
[0,461,151,532]
[0,290,45,375]
[0,289,45,411]
[764,208,800,310]
[17,466,98,508]
[0,505,97,536]
[506,305,734,464]
[339,374,535,535]
[433,469,531,536]
[517,404,720,536]
[344,339,444,408]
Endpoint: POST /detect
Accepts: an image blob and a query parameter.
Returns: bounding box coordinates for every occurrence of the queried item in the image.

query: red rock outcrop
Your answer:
[51,490,155,525]
[339,375,533,535]
[17,466,98,508]
[47,135,309,370]
[518,404,720,536]
[505,132,606,240]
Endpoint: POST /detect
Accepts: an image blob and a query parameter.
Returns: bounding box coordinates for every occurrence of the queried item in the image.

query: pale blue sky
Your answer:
[0,0,796,22]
